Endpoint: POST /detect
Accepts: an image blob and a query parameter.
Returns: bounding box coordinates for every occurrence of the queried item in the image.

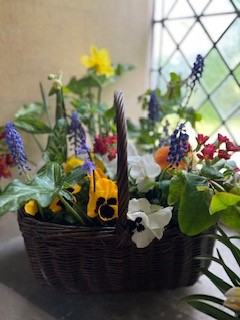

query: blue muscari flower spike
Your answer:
[148,90,160,125]
[5,122,31,175]
[69,111,90,155]
[167,123,189,167]
[189,54,204,88]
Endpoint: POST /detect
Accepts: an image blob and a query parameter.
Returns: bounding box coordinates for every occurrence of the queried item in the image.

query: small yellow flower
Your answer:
[81,45,115,77]
[224,287,240,311]
[87,178,118,221]
[24,200,38,216]
[64,156,84,173]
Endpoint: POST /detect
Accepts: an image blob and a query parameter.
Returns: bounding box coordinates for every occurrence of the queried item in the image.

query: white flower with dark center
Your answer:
[128,154,161,191]
[127,198,173,248]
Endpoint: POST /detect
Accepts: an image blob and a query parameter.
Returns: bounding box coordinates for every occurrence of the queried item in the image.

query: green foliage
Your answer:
[184,226,240,319]
[43,118,68,164]
[14,116,51,134]
[0,163,63,217]
[177,173,220,235]
[129,72,201,152]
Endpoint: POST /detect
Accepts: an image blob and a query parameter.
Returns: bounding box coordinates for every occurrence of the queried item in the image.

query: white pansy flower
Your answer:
[127,198,173,248]
[128,154,161,191]
[104,142,140,179]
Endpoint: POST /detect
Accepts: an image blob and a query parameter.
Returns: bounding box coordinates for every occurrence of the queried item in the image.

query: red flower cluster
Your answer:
[94,134,117,161]
[0,130,14,179]
[196,133,240,162]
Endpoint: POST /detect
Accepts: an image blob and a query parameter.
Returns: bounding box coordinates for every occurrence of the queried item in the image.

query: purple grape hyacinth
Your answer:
[167,123,189,167]
[148,91,160,125]
[5,122,31,175]
[189,54,204,87]
[69,111,90,155]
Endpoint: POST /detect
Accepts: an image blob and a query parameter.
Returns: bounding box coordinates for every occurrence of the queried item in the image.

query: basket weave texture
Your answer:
[18,91,215,293]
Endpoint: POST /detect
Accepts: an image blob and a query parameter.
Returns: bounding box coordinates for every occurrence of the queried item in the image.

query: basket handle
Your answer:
[114,91,129,233]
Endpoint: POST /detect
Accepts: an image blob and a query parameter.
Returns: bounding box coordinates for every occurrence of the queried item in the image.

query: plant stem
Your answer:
[210,180,226,192]
[37,203,45,221]
[97,86,102,134]
[58,195,86,225]
[39,82,52,128]
[33,134,44,152]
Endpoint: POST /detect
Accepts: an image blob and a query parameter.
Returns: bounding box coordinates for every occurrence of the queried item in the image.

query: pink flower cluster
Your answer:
[196,133,240,162]
[94,134,117,161]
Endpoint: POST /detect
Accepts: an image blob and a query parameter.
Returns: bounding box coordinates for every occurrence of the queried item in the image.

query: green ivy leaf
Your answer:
[0,162,63,217]
[220,206,240,231]
[210,192,240,214]
[66,76,101,95]
[14,116,51,134]
[201,165,224,180]
[43,118,68,164]
[168,174,186,206]
[178,173,220,235]
[63,166,86,187]
[14,103,44,118]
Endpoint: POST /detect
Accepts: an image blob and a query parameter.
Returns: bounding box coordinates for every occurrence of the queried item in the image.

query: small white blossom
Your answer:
[127,198,173,248]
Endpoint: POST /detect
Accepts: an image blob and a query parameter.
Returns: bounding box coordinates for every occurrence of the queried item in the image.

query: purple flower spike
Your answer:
[69,111,90,155]
[189,54,204,87]
[148,91,160,125]
[167,123,189,167]
[5,122,31,175]
[81,159,96,175]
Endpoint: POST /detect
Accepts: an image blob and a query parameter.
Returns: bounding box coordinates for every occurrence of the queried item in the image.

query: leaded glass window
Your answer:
[151,0,240,145]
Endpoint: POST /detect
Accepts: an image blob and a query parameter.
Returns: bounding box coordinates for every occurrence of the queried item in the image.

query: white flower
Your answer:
[128,154,161,191]
[104,142,140,180]
[127,198,173,248]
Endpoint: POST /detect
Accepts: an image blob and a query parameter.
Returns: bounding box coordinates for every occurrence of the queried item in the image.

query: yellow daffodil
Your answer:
[224,287,240,310]
[24,200,38,216]
[81,45,115,77]
[87,178,118,221]
[64,156,84,173]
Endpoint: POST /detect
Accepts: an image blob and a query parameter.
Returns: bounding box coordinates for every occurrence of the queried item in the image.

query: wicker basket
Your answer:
[18,91,215,293]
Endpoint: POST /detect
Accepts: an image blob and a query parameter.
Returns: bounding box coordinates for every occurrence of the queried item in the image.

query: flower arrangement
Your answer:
[0,47,239,253]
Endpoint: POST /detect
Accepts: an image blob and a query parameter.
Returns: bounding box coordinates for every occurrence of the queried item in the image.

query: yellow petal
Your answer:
[87,178,118,219]
[49,197,62,213]
[64,156,84,173]
[71,184,81,194]
[24,200,38,216]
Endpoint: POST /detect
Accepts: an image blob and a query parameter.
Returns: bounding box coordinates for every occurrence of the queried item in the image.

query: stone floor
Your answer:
[0,213,239,320]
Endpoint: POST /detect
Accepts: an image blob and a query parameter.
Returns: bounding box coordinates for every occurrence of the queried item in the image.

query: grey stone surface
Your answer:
[0,213,238,320]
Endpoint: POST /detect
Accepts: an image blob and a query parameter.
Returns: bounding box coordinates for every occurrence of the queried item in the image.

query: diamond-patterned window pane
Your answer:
[233,64,240,84]
[151,0,240,146]
[226,109,240,144]
[211,76,240,120]
[168,0,194,18]
[200,14,236,42]
[181,23,213,60]
[201,49,229,93]
[165,18,195,44]
[188,0,211,15]
[159,29,176,65]
[203,0,235,14]
[217,18,240,70]
[195,101,222,136]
